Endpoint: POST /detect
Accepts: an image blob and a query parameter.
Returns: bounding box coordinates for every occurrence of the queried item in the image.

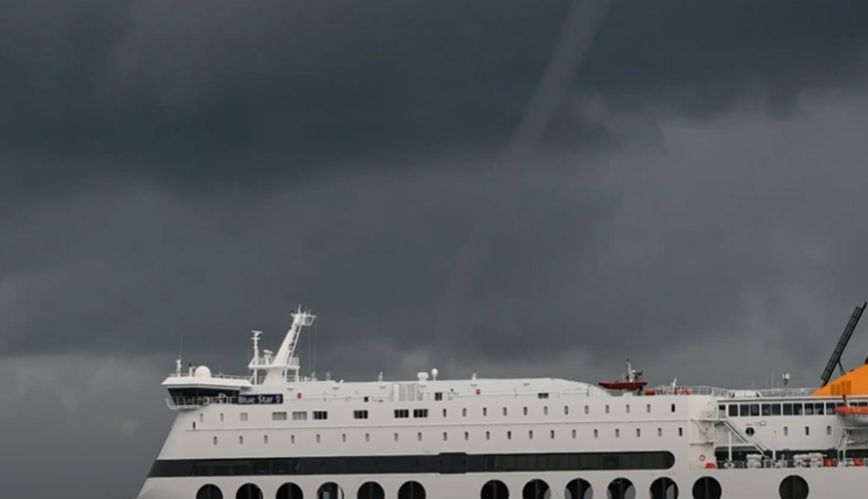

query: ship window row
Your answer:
[208,425,685,446]
[723,401,861,418]
[206,402,677,426]
[151,450,676,478]
[197,474,811,499]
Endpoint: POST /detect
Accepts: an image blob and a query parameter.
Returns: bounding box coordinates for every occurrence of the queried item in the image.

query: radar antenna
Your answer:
[820,302,867,386]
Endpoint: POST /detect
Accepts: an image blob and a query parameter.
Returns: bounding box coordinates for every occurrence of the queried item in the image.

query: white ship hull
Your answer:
[138,467,868,498]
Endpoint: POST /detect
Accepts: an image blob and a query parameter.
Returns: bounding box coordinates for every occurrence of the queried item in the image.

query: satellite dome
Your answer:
[194,365,212,378]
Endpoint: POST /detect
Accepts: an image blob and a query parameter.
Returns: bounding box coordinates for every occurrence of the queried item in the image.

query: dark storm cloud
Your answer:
[2,0,868,182]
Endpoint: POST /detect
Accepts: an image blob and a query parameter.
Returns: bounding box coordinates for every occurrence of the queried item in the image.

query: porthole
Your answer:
[398,481,426,499]
[357,482,385,499]
[522,479,550,499]
[691,477,721,499]
[607,478,635,499]
[745,427,755,437]
[277,483,303,499]
[197,484,223,499]
[481,480,510,499]
[565,478,592,499]
[650,477,678,499]
[236,484,263,499]
[317,482,344,499]
[779,475,809,499]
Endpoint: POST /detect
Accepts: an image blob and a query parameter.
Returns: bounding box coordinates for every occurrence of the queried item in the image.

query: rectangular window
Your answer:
[793,404,803,416]
[483,408,488,417]
[313,411,328,420]
[292,411,307,421]
[394,409,410,418]
[503,407,508,416]
[771,404,782,416]
[272,411,287,421]
[636,428,641,437]
[485,431,490,440]
[750,404,760,417]
[657,428,663,437]
[572,429,577,439]
[761,404,771,416]
[594,429,599,438]
[462,408,467,417]
[626,404,631,414]
[584,405,590,415]
[804,404,814,416]
[646,404,652,414]
[615,428,620,438]
[739,404,749,417]
[670,404,676,413]
[442,408,447,417]
[827,426,832,436]
[783,403,793,416]
[434,392,443,401]
[538,393,549,399]
[678,427,684,437]
[728,405,738,417]
[413,409,429,418]
[784,426,789,436]
[240,412,249,422]
[353,410,369,420]
[523,407,528,416]
[564,406,570,415]
[814,403,825,415]
[543,406,549,416]
[826,402,836,414]
[805,426,810,436]
[528,430,534,440]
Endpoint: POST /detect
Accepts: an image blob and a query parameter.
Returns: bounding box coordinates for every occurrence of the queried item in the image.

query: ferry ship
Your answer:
[136,304,868,499]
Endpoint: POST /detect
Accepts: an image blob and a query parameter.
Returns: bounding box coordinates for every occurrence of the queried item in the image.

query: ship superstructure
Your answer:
[137,305,868,499]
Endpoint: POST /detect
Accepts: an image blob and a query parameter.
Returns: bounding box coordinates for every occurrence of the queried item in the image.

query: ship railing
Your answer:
[166,372,252,381]
[649,385,731,397]
[714,456,868,470]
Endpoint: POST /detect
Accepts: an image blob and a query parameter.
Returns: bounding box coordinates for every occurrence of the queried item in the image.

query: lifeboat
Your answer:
[599,359,648,392]
[835,405,868,426]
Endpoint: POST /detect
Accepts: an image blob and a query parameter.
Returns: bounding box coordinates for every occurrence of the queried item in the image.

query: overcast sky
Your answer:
[3,1,868,498]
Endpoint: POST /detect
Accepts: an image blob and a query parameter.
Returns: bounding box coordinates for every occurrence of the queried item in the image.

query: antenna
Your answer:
[820,302,867,386]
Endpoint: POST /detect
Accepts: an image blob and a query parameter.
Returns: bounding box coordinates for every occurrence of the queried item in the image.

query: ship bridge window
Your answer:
[395,409,410,418]
[197,484,223,499]
[762,404,772,416]
[565,479,592,499]
[779,475,809,499]
[313,411,328,420]
[739,405,749,417]
[772,404,782,416]
[650,477,678,499]
[273,411,287,421]
[814,403,825,415]
[607,478,635,499]
[804,404,814,416]
[728,405,738,417]
[522,479,550,499]
[783,404,793,416]
[317,482,344,499]
[826,402,836,413]
[357,481,385,499]
[692,477,722,499]
[276,483,303,499]
[793,403,804,416]
[413,409,428,418]
[236,484,263,499]
[481,480,509,499]
[750,404,760,417]
[398,481,426,499]
[354,410,368,419]
[292,411,307,421]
